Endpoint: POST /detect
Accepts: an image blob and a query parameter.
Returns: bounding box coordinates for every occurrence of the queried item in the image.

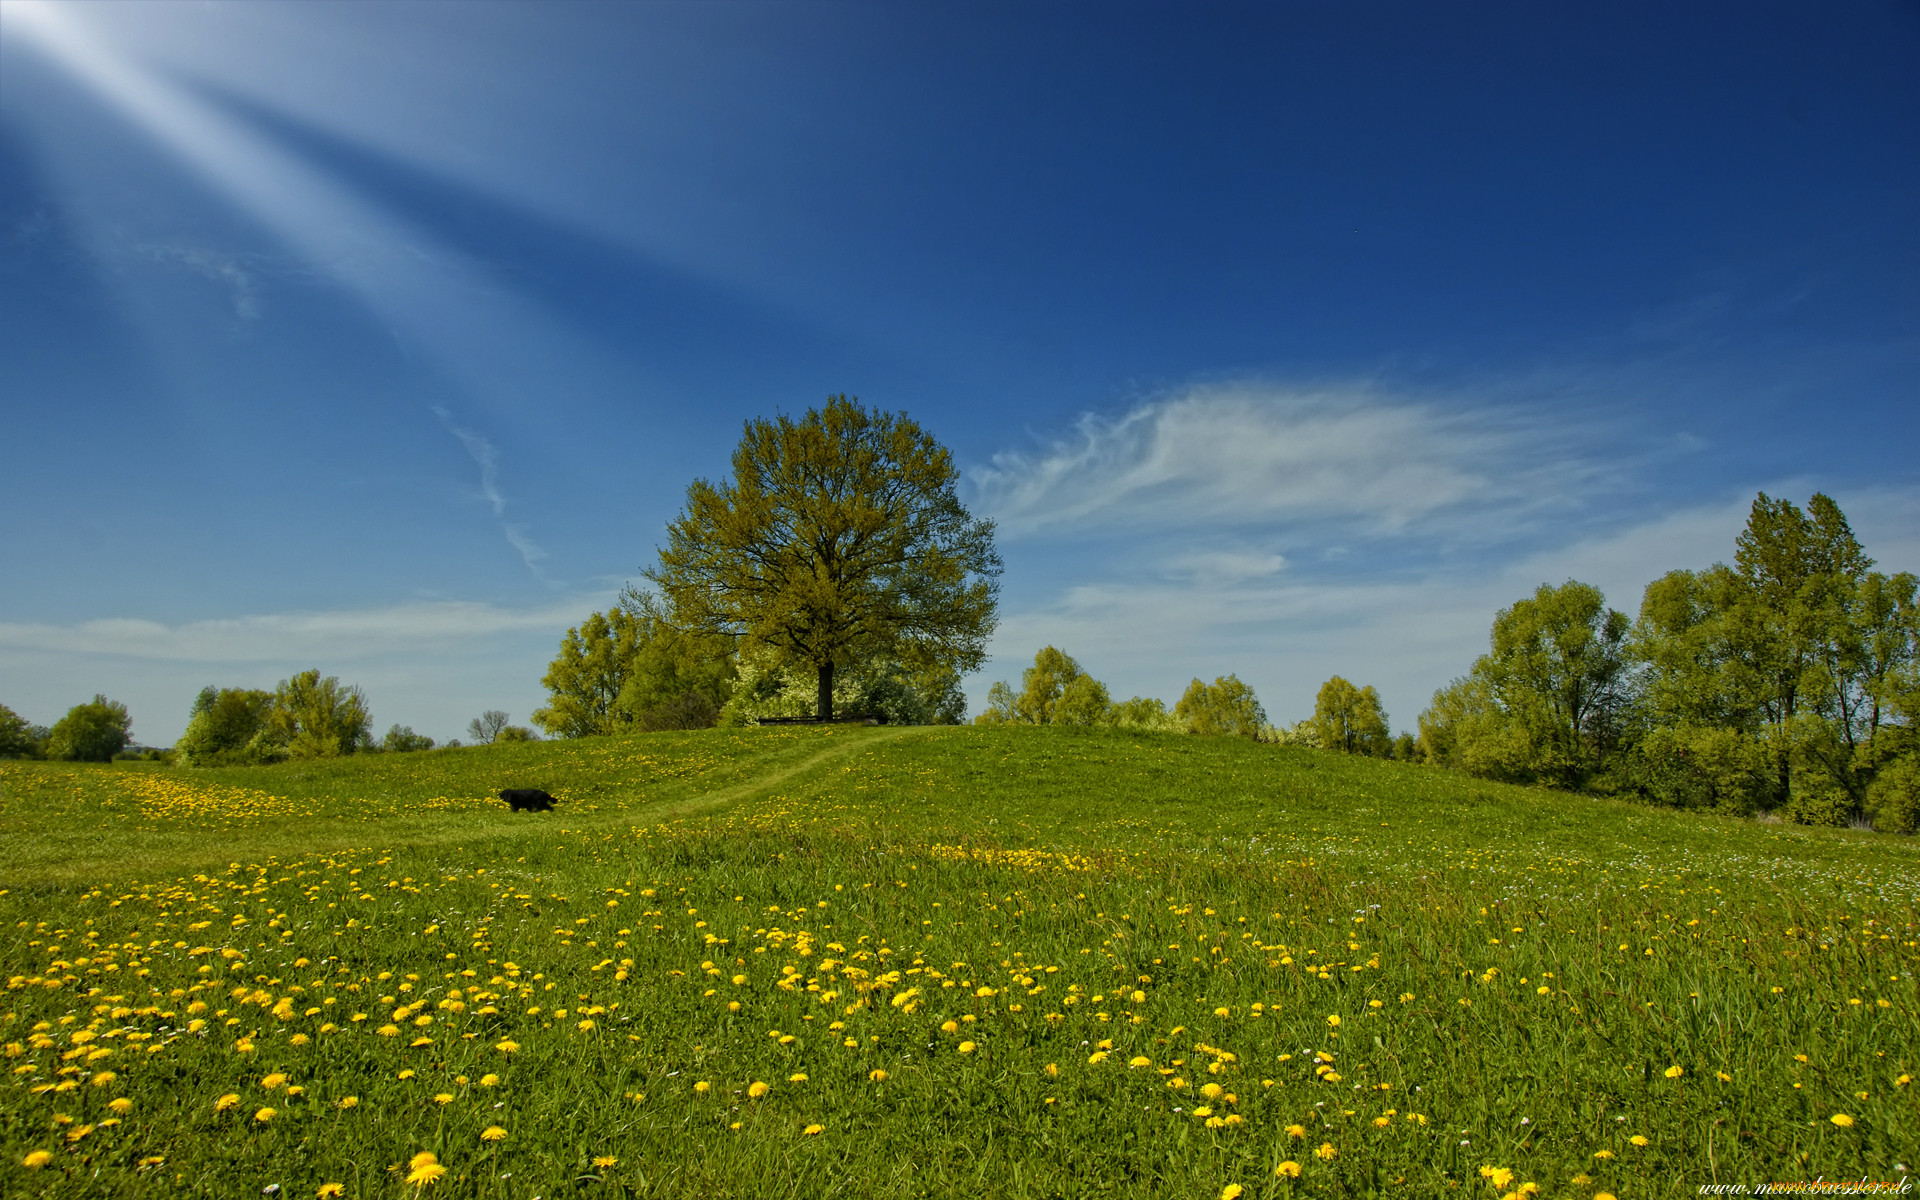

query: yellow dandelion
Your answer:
[1629,1135,1649,1147]
[1192,1106,1214,1118]
[1286,1124,1305,1138]
[1664,1065,1683,1079]
[1214,1007,1231,1018]
[432,1093,454,1105]
[958,1042,976,1055]
[1596,1194,1617,1200]
[1201,1083,1224,1100]
[254,1107,276,1123]
[1326,1014,1341,1027]
[694,1080,711,1093]
[748,1081,770,1099]
[377,1025,400,1038]
[479,1074,498,1087]
[337,1096,359,1109]
[1276,1160,1302,1178]
[405,1159,446,1187]
[1221,1186,1244,1200]
[1129,1056,1152,1068]
[789,1072,809,1083]
[23,1150,54,1169]
[1315,1143,1337,1160]
[262,1073,288,1090]
[593,1154,617,1167]
[941,1020,959,1034]
[727,1001,742,1013]
[317,1186,345,1198]
[1487,1167,1514,1188]
[214,1093,240,1112]
[480,1126,507,1142]
[1088,1050,1108,1064]
[1831,1113,1855,1128]
[576,1020,595,1032]
[90,1071,116,1087]
[869,1069,888,1082]
[108,1098,133,1115]
[1045,1063,1059,1077]
[802,1124,824,1136]
[1592,1149,1614,1159]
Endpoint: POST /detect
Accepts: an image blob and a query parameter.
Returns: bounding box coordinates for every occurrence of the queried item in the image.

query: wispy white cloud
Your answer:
[0,596,606,663]
[970,382,1596,540]
[433,407,548,575]
[144,242,262,319]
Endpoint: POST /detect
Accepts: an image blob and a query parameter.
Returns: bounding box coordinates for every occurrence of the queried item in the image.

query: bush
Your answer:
[381,725,436,753]
[0,702,38,758]
[45,695,133,762]
[1173,675,1265,737]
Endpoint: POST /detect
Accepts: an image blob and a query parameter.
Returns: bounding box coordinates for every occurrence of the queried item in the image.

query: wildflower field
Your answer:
[3,726,1916,1199]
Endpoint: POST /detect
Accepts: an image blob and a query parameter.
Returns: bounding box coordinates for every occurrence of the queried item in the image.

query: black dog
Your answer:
[499,788,558,813]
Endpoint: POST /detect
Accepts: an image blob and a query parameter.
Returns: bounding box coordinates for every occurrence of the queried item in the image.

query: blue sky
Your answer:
[2,0,1916,745]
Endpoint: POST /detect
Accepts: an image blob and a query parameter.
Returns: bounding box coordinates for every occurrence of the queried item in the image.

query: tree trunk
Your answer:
[817,661,835,722]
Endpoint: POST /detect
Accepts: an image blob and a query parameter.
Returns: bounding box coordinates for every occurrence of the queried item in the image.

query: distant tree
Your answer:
[267,671,372,759]
[533,608,647,738]
[1312,676,1391,756]
[1469,581,1632,787]
[494,725,538,743]
[468,711,510,744]
[1054,674,1113,727]
[0,702,36,758]
[45,695,133,762]
[1109,696,1177,731]
[1390,731,1418,762]
[648,395,1001,720]
[1014,647,1087,725]
[177,686,275,765]
[974,681,1019,726]
[381,724,436,753]
[1174,675,1266,737]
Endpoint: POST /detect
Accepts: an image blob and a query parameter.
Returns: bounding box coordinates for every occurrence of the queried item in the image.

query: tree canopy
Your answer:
[1418,492,1920,830]
[1312,676,1390,756]
[45,695,133,762]
[647,395,1001,720]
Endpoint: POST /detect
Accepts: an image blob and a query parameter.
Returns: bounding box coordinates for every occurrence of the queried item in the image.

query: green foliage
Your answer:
[648,395,1001,719]
[380,724,437,753]
[266,671,372,759]
[1053,674,1112,727]
[1108,695,1177,731]
[1311,675,1391,756]
[1417,675,1535,782]
[0,702,37,758]
[532,603,735,737]
[1625,494,1918,825]
[44,694,133,762]
[494,725,538,743]
[719,648,957,726]
[176,687,276,765]
[1173,674,1265,736]
[1008,646,1082,725]
[531,607,649,737]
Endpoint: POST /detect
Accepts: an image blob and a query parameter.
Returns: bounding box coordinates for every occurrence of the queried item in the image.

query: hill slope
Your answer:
[2,727,1915,1197]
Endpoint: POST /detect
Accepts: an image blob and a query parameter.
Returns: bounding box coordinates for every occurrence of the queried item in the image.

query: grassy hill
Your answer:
[2,726,1915,1198]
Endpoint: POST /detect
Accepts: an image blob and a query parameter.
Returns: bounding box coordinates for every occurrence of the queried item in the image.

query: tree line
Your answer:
[0,672,536,766]
[1411,492,1917,830]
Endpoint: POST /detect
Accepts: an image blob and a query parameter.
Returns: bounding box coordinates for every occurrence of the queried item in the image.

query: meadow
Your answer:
[2,725,1916,1199]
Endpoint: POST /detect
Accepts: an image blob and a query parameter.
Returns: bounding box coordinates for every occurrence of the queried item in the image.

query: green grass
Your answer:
[2,726,1916,1199]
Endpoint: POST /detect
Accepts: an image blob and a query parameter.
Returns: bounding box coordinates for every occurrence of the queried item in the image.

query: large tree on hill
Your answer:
[647,395,1001,720]
[45,695,133,762]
